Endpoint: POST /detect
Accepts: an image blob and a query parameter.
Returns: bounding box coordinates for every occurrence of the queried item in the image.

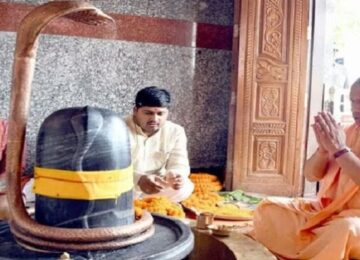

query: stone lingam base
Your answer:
[0,214,194,260]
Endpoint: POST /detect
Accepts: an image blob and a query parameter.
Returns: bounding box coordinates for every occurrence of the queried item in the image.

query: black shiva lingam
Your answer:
[0,1,193,259]
[34,106,136,229]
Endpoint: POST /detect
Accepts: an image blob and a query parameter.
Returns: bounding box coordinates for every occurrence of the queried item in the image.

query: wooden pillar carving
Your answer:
[226,0,310,196]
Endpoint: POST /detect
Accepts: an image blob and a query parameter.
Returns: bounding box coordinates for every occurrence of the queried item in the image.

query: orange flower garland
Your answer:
[134,196,185,219]
[183,173,254,219]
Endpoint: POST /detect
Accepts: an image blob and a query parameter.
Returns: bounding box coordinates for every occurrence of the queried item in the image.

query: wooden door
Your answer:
[226,0,310,196]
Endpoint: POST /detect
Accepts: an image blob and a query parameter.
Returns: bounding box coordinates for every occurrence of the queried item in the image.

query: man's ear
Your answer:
[133,107,138,113]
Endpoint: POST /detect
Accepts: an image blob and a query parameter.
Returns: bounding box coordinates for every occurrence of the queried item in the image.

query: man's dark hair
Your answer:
[135,86,171,108]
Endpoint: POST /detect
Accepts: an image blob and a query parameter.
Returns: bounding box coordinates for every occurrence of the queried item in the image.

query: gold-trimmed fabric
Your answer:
[32,165,133,200]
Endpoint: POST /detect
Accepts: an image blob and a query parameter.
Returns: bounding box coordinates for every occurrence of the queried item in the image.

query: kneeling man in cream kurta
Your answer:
[125,86,194,202]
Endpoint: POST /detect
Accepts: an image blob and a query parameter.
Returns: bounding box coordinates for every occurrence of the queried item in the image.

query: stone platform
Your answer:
[0,214,193,260]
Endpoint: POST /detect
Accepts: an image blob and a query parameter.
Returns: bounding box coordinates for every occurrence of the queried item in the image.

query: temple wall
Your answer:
[0,1,233,172]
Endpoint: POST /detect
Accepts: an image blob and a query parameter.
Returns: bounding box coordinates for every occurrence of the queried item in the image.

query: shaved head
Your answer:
[350,78,360,125]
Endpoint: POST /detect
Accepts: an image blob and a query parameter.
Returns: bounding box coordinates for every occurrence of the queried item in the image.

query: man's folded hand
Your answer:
[166,172,184,190]
[138,174,167,194]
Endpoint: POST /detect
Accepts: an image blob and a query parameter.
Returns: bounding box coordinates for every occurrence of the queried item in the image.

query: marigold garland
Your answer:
[134,196,185,219]
[184,173,254,219]
[189,173,223,193]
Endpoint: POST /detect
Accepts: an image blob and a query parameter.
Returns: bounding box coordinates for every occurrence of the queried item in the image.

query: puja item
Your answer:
[134,196,186,218]
[189,173,223,193]
[219,190,263,206]
[208,224,233,237]
[183,173,254,220]
[196,212,214,230]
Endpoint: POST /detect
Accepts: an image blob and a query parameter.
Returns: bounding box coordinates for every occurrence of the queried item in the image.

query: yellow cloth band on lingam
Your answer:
[32,165,133,200]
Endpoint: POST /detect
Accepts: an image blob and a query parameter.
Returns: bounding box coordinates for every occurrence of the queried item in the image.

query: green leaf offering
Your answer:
[218,190,262,205]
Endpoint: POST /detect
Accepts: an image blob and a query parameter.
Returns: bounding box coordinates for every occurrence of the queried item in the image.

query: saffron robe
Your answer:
[252,124,360,260]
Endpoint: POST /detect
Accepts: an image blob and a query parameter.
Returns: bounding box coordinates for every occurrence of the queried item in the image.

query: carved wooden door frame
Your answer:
[226,0,310,196]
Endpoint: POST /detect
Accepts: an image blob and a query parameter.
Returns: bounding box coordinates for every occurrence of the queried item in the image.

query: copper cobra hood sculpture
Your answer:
[6,1,154,251]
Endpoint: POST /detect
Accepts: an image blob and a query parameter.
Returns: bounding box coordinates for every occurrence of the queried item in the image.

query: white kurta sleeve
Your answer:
[165,127,190,177]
